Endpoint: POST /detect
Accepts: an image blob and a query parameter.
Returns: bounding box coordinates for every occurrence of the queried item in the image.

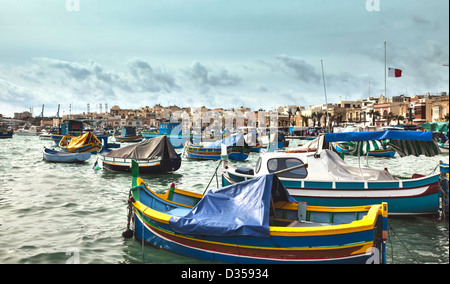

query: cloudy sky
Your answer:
[0,0,448,117]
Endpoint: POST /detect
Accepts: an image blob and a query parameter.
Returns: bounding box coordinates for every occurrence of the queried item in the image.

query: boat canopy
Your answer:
[120,127,137,137]
[103,136,177,160]
[204,133,246,149]
[325,130,440,157]
[421,122,448,136]
[169,174,296,237]
[66,132,101,151]
[325,130,433,143]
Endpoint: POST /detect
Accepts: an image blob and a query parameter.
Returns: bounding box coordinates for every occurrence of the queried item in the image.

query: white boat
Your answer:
[43,147,91,163]
[222,130,443,215]
[15,125,39,136]
[39,129,53,140]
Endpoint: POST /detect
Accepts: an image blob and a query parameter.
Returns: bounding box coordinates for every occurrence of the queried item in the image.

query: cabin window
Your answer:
[266,158,307,179]
[255,157,262,174]
[267,159,278,172]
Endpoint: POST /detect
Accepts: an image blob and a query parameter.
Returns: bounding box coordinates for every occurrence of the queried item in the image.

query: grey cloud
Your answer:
[35,58,92,81]
[273,55,322,84]
[0,78,41,106]
[127,58,179,93]
[184,61,242,92]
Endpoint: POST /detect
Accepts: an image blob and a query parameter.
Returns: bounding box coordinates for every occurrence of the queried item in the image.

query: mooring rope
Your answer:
[388,223,419,264]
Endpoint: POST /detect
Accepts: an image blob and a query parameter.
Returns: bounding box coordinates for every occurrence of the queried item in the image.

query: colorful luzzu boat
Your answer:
[127,167,388,264]
[99,136,181,174]
[59,132,103,154]
[185,134,250,161]
[114,127,143,143]
[223,131,442,215]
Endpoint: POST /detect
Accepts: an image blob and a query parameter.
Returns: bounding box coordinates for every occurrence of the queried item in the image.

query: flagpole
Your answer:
[321,60,329,131]
[384,41,387,97]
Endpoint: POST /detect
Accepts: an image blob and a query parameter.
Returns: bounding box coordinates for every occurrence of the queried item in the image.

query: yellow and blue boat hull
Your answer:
[130,178,388,264]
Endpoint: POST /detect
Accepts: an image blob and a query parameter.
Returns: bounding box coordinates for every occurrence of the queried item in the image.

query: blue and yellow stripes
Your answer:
[130,181,388,264]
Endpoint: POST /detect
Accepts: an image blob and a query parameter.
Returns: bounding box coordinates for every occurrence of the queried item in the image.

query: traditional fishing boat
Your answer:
[222,130,442,215]
[99,135,181,174]
[141,122,189,148]
[51,119,111,147]
[126,169,388,264]
[51,119,84,145]
[59,132,103,153]
[43,147,91,163]
[0,125,13,139]
[185,133,250,161]
[114,127,143,143]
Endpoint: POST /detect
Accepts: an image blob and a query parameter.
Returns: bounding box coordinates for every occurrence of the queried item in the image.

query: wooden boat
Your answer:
[185,134,250,161]
[59,132,103,153]
[127,170,388,264]
[99,135,181,174]
[114,127,143,143]
[141,123,189,148]
[51,119,110,147]
[223,131,442,215]
[43,147,91,163]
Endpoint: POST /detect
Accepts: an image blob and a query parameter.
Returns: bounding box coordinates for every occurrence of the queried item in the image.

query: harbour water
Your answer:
[0,135,448,264]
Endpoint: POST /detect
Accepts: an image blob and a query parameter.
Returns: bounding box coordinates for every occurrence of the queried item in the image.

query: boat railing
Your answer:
[101,155,161,164]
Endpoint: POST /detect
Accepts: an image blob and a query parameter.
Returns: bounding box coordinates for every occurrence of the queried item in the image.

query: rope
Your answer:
[439,182,448,219]
[429,163,440,175]
[387,228,395,264]
[203,160,222,195]
[389,223,419,264]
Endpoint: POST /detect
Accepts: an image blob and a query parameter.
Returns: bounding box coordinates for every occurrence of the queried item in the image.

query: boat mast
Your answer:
[384,41,387,98]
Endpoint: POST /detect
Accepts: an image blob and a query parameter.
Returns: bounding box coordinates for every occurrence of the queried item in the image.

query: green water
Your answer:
[0,136,448,264]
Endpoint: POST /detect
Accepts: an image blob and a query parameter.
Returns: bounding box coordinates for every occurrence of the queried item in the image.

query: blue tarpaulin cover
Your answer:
[325,130,433,143]
[204,133,246,149]
[169,174,296,237]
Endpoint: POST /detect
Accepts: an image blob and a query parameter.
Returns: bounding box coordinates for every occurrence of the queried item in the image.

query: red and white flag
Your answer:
[388,67,402,77]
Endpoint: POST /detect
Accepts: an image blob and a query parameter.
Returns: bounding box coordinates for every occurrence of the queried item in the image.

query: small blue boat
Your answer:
[43,147,91,163]
[0,129,13,139]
